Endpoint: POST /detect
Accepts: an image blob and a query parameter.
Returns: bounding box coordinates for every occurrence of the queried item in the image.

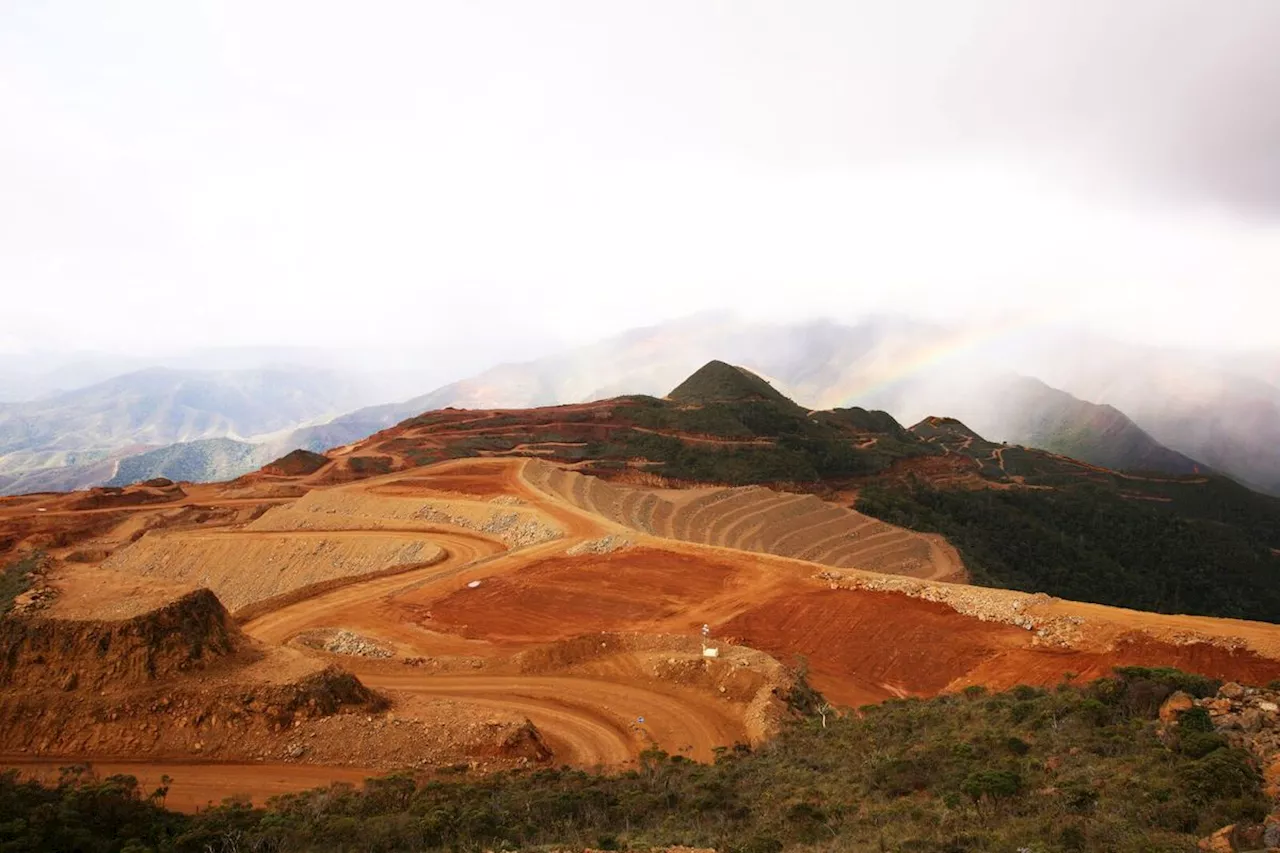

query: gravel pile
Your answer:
[817,570,1088,645]
[322,630,393,659]
[566,535,632,556]
[411,506,560,548]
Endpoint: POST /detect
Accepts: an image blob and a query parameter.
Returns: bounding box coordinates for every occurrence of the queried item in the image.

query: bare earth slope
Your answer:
[2,454,1280,811]
[522,458,965,581]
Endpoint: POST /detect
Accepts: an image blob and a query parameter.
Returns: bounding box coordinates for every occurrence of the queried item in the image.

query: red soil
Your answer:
[718,587,1025,706]
[427,548,737,642]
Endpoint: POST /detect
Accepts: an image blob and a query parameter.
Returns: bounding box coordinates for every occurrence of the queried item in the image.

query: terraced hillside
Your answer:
[5,451,1280,813]
[299,361,1280,621]
[523,459,963,581]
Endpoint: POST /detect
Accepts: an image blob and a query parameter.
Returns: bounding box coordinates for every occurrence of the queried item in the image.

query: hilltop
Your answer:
[310,361,1280,622]
[667,360,797,407]
[929,375,1206,477]
[304,317,1279,493]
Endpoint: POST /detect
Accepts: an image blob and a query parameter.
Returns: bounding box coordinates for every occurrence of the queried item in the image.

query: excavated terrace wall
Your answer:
[523,459,958,579]
[0,589,244,692]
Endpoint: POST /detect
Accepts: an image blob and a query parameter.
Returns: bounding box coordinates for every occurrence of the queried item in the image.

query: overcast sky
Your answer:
[3,1,1279,358]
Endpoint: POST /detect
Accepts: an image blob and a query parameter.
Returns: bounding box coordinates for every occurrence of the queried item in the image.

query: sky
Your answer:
[3,0,1279,359]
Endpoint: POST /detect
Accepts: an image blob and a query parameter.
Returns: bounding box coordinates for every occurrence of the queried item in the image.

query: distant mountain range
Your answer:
[0,368,386,494]
[306,316,1230,486]
[2,315,1276,496]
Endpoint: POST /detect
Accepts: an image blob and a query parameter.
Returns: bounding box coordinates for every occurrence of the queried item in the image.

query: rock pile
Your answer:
[566,535,631,556]
[818,570,1086,646]
[1168,683,1280,851]
[323,630,393,659]
[9,584,56,616]
[411,505,560,548]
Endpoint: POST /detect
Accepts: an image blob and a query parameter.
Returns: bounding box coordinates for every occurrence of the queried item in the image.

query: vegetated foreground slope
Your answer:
[324,361,1280,622]
[13,670,1275,853]
[4,452,1280,815]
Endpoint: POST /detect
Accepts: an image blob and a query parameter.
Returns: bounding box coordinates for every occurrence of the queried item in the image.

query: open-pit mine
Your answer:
[3,449,1280,811]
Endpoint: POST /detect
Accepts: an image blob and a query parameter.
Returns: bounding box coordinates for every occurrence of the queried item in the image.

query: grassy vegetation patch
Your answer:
[0,551,42,615]
[347,456,394,475]
[0,671,1264,852]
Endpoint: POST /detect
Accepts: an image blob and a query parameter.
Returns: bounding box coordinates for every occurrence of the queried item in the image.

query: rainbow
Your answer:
[804,307,1058,410]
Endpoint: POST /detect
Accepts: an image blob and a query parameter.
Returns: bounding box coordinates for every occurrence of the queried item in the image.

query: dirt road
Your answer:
[0,758,377,813]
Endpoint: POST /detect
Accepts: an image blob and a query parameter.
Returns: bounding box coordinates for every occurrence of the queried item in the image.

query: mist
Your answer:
[3,1,1279,361]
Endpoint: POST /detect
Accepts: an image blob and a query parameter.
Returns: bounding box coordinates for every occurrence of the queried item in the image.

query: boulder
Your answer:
[1198,825,1234,853]
[1265,757,1280,800]
[1241,708,1266,734]
[1198,822,1270,852]
[1160,691,1196,724]
[1221,682,1246,700]
[1233,823,1266,850]
[1265,813,1280,849]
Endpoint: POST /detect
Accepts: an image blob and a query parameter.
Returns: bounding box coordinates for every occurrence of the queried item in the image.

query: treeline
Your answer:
[857,481,1280,623]
[0,669,1265,852]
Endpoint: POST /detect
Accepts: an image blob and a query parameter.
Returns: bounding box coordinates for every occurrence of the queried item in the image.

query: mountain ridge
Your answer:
[291,359,1280,622]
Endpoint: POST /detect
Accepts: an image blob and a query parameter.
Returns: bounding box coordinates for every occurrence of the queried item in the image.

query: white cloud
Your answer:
[2,1,1278,357]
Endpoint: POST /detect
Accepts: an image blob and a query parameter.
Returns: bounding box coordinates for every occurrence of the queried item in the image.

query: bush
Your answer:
[1179,748,1263,803]
[1177,731,1229,759]
[960,770,1023,802]
[1178,706,1214,733]
[1005,736,1031,756]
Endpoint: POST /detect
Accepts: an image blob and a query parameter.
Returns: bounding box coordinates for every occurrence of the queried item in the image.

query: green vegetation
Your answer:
[264,449,329,476]
[347,456,394,475]
[0,671,1263,852]
[0,551,41,615]
[858,481,1280,622]
[585,398,933,485]
[106,438,269,487]
[667,360,798,407]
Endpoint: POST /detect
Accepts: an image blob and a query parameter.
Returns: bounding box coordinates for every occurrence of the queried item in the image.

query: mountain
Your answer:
[988,377,1204,475]
[325,316,1225,484]
[103,438,272,487]
[899,375,1206,477]
[0,367,381,494]
[667,360,797,406]
[996,330,1280,495]
[300,360,1280,622]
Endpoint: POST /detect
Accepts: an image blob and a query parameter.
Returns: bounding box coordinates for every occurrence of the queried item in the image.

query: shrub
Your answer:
[1177,706,1214,733]
[1005,736,1031,756]
[960,770,1023,802]
[0,552,42,614]
[1178,731,1229,759]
